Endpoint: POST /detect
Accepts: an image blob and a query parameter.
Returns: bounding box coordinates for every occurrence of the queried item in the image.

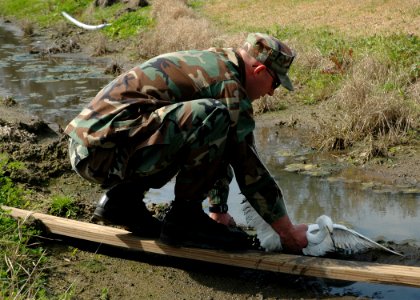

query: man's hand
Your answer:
[209,212,237,227]
[271,215,308,254]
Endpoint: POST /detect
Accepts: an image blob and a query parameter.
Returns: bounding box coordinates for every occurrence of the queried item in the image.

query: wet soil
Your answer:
[1,21,419,300]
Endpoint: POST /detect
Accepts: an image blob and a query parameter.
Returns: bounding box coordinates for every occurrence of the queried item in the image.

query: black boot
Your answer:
[160,201,252,250]
[92,182,161,238]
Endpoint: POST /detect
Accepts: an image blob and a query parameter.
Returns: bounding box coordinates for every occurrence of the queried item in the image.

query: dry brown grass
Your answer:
[201,0,420,37]
[197,0,419,156]
[92,33,110,56]
[408,81,420,107]
[137,0,245,57]
[314,56,416,157]
[20,20,34,37]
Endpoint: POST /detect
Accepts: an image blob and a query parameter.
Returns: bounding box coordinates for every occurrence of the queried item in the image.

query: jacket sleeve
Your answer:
[207,165,234,206]
[230,132,288,224]
[206,79,287,222]
[205,79,239,208]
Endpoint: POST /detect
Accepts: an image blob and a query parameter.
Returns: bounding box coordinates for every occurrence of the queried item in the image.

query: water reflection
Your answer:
[0,21,112,127]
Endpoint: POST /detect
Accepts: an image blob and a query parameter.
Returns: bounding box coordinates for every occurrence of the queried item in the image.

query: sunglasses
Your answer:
[266,67,281,90]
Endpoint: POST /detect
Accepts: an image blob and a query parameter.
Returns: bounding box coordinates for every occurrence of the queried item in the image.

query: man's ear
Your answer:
[253,64,266,75]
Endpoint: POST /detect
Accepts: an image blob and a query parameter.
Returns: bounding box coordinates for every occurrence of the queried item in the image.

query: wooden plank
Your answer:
[3,205,420,288]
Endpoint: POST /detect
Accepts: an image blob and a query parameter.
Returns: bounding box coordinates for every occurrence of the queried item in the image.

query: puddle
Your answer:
[0,21,112,127]
[1,22,419,299]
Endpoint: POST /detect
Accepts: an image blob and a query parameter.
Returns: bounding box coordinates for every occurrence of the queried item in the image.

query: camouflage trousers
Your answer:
[68,98,232,203]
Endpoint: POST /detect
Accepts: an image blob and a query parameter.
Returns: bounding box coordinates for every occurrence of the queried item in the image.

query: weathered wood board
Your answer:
[3,205,420,288]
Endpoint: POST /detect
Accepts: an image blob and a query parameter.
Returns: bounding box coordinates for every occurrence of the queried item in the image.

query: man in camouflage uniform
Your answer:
[65,33,308,252]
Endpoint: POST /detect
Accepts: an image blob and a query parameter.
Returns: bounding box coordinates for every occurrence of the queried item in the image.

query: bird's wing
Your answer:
[331,225,402,256]
[303,223,402,257]
[242,200,282,252]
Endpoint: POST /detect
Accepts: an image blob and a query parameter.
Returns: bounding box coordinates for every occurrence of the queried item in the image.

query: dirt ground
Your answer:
[1,18,419,300]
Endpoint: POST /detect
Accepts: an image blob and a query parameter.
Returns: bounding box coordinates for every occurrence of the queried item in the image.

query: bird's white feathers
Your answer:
[243,202,402,256]
[243,201,282,252]
[303,215,402,256]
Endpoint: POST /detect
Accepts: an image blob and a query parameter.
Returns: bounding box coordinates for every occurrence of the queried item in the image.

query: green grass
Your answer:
[188,0,207,9]
[0,154,27,208]
[0,0,154,40]
[103,7,153,39]
[0,154,47,299]
[0,0,92,26]
[267,25,419,105]
[0,210,47,299]
[49,195,79,218]
[0,155,75,298]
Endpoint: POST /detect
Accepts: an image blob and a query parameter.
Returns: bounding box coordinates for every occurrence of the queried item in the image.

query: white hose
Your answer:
[61,11,111,30]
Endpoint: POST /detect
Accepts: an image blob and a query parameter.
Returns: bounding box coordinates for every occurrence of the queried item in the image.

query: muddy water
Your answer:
[147,127,420,244]
[1,23,419,299]
[0,22,112,127]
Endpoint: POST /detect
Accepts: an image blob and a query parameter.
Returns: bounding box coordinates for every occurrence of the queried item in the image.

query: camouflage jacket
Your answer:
[65,48,287,224]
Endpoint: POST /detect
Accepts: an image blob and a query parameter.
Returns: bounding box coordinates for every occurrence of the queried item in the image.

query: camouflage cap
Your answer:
[244,33,295,91]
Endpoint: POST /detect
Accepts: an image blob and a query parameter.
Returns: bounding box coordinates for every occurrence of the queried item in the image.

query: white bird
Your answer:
[243,201,402,256]
[61,12,111,30]
[303,215,402,257]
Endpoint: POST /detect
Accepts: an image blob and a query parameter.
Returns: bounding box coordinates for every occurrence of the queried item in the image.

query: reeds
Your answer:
[314,55,418,158]
[137,0,241,57]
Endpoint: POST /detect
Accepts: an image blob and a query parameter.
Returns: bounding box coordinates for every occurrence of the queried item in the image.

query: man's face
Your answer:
[245,64,277,101]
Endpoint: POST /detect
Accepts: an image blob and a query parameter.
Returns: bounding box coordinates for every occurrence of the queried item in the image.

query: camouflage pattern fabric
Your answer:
[207,165,234,206]
[65,47,287,224]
